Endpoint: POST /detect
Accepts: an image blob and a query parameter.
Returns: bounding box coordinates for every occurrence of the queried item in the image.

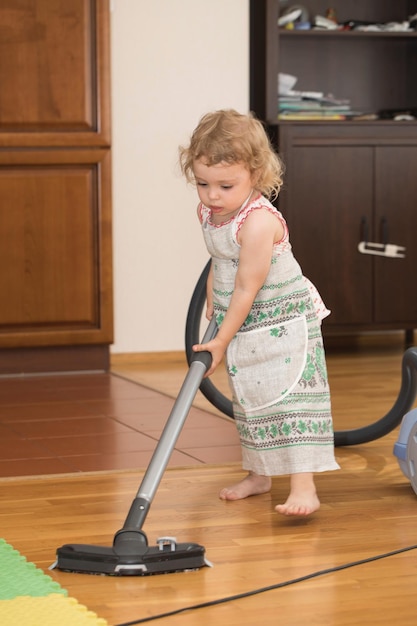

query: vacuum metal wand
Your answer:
[116,318,217,536]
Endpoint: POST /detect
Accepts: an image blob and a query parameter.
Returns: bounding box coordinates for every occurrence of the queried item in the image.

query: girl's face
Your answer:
[193,159,255,221]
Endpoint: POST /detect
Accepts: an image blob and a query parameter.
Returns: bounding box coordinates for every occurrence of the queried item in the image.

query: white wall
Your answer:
[110,0,249,353]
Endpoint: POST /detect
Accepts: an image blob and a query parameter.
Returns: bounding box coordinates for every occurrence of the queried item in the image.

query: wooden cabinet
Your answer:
[0,0,112,373]
[278,125,417,333]
[250,0,417,338]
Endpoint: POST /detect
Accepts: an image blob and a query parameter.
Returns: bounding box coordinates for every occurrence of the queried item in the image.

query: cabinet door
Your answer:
[280,145,374,327]
[0,0,112,373]
[374,147,417,326]
[0,149,112,348]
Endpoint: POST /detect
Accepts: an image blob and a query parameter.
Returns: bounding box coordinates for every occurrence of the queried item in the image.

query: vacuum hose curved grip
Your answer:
[190,316,218,373]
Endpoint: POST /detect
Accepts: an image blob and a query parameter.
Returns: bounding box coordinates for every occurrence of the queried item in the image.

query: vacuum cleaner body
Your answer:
[54,320,217,576]
[393,407,417,495]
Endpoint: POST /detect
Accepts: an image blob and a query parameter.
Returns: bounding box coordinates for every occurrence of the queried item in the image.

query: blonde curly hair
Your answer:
[179,109,284,200]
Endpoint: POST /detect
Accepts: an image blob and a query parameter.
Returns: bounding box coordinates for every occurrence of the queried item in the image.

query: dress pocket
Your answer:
[226,317,308,413]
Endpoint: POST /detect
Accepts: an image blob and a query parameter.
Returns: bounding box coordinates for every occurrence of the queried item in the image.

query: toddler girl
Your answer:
[179,109,339,516]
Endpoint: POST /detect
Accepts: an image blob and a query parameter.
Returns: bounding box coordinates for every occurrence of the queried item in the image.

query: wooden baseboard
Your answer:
[111,350,187,367]
[324,329,414,352]
[0,345,110,376]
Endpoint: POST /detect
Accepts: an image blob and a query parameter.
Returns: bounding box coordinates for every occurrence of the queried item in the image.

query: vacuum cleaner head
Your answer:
[55,537,207,576]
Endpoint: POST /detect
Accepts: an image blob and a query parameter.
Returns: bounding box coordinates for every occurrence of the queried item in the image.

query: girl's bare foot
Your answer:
[219,472,271,500]
[275,472,320,516]
[275,493,320,516]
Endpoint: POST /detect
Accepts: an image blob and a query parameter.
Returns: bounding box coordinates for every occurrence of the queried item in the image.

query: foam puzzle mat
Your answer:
[0,538,108,625]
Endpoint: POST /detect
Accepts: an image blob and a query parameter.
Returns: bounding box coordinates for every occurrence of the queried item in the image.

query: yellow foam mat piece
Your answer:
[0,593,109,626]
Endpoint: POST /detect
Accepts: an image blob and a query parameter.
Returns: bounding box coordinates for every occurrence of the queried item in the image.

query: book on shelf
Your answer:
[279,102,352,112]
[278,110,374,121]
[278,112,347,120]
[278,93,356,120]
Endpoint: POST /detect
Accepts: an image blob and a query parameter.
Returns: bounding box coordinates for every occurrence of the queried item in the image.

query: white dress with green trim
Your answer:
[199,194,340,476]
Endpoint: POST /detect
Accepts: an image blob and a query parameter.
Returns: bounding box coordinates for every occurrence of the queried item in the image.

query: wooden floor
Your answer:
[1,332,417,625]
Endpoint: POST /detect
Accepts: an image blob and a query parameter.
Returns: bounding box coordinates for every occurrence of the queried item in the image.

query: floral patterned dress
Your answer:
[199,194,340,476]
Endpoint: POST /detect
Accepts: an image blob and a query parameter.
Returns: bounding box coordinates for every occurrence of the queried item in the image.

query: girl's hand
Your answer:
[192,337,226,377]
[205,303,214,320]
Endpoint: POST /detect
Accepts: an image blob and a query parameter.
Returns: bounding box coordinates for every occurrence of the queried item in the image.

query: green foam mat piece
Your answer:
[0,538,66,600]
[0,539,109,625]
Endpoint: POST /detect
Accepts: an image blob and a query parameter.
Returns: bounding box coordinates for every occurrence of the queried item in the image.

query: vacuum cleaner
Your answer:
[53,319,217,576]
[54,258,417,574]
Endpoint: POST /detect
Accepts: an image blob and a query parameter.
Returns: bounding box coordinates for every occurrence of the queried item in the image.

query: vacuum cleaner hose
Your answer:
[185,261,417,446]
[185,260,234,418]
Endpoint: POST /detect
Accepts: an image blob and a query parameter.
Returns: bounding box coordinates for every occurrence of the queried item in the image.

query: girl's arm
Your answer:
[193,209,283,376]
[197,204,214,321]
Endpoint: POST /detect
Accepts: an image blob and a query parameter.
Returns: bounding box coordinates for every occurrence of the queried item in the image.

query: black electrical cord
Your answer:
[114,542,417,626]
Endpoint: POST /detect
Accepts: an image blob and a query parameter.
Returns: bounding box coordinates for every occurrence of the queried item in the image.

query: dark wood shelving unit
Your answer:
[250,1,417,341]
[279,29,417,37]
